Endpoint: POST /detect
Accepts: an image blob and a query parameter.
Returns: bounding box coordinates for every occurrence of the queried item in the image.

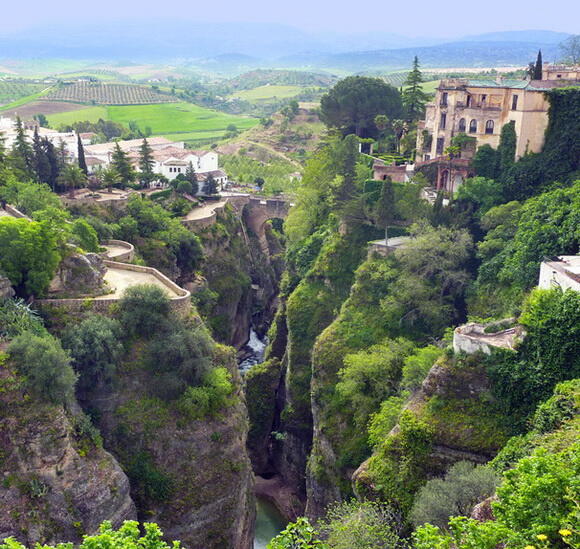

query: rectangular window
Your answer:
[440,92,448,106]
[512,95,519,110]
[436,137,445,155]
[440,113,446,129]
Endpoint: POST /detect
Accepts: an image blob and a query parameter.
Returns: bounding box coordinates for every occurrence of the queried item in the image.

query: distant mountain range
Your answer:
[0,21,571,72]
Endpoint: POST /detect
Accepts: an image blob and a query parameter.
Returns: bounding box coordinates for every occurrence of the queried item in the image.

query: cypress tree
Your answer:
[43,138,60,191]
[138,138,155,187]
[402,56,430,121]
[0,131,6,165]
[111,142,135,187]
[533,50,543,80]
[77,133,88,175]
[32,127,51,184]
[11,116,34,177]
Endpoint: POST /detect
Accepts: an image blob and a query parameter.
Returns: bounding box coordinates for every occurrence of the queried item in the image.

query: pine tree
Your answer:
[0,131,6,165]
[185,161,199,195]
[32,127,51,184]
[402,57,430,121]
[533,50,543,80]
[111,142,135,186]
[11,116,34,176]
[138,138,155,187]
[77,133,88,176]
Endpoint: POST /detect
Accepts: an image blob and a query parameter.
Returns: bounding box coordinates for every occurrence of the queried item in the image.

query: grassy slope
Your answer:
[0,87,52,112]
[46,101,258,142]
[232,85,304,102]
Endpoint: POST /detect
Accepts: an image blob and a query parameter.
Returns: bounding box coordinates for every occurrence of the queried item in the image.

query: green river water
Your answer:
[253,496,287,548]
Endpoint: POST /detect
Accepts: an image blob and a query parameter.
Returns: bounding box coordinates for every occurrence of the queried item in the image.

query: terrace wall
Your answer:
[35,260,191,317]
[101,240,135,262]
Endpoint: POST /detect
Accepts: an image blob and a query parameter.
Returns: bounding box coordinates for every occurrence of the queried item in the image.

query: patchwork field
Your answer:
[43,82,177,105]
[232,85,305,103]
[45,101,259,144]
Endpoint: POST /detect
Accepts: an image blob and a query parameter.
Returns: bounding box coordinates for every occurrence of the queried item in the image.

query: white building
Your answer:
[85,137,227,193]
[538,256,580,292]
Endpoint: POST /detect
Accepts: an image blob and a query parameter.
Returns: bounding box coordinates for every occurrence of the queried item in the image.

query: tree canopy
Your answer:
[320,76,403,138]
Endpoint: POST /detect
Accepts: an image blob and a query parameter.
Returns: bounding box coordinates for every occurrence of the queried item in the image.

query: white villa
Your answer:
[84,137,227,193]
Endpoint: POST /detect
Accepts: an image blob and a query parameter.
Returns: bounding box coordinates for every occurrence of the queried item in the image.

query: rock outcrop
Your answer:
[0,368,136,545]
[81,341,255,549]
[0,274,14,299]
[49,253,108,297]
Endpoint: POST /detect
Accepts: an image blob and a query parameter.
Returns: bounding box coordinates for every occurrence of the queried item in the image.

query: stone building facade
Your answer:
[416,66,580,191]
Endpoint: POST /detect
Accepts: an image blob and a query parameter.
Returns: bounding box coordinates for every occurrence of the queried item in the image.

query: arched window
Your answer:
[458,118,466,132]
[485,120,494,134]
[469,119,477,133]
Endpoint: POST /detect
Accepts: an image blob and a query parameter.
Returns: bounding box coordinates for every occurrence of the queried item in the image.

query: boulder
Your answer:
[49,253,108,296]
[0,274,15,299]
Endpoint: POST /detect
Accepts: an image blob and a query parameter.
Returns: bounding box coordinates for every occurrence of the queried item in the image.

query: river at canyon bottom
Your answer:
[238,329,288,547]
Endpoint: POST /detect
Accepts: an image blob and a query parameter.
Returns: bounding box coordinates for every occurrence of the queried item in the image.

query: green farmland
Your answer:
[46,102,258,144]
[232,85,304,103]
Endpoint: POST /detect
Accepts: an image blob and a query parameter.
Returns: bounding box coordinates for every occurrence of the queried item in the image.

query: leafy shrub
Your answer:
[0,520,182,549]
[118,284,171,337]
[70,218,100,252]
[531,379,580,434]
[145,323,214,399]
[176,367,235,419]
[410,461,499,529]
[126,452,173,503]
[400,345,442,391]
[317,500,407,549]
[268,517,327,549]
[8,332,77,405]
[367,395,407,449]
[0,178,61,215]
[63,314,123,392]
[0,298,45,340]
[337,338,414,429]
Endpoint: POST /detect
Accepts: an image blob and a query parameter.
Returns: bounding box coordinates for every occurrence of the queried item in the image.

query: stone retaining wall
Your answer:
[35,260,191,317]
[102,240,135,262]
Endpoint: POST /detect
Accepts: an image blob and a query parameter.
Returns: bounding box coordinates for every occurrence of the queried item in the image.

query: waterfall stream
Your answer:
[237,328,287,547]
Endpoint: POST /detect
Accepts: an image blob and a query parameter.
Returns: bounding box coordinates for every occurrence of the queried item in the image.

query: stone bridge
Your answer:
[243,197,290,253]
[183,193,291,254]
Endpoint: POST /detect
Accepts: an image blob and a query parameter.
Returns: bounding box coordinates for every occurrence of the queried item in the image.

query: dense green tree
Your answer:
[402,56,430,120]
[33,113,48,127]
[0,217,61,296]
[8,332,77,405]
[138,138,156,187]
[77,132,88,175]
[533,49,543,80]
[185,161,198,194]
[42,137,60,190]
[111,142,135,186]
[374,178,396,243]
[31,127,51,185]
[320,76,403,138]
[204,173,218,195]
[472,144,499,179]
[497,121,517,177]
[456,176,505,216]
[488,287,580,423]
[176,180,193,195]
[118,284,172,338]
[0,176,61,215]
[63,314,123,392]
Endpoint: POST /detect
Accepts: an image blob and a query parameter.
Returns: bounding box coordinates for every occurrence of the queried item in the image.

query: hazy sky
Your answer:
[4,0,579,36]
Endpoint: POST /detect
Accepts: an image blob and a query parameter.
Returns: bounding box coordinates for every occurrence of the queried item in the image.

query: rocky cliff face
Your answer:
[0,365,136,545]
[80,341,255,549]
[195,205,283,349]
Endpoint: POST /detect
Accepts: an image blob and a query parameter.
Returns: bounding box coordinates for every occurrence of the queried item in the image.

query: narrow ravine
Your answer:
[238,327,288,547]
